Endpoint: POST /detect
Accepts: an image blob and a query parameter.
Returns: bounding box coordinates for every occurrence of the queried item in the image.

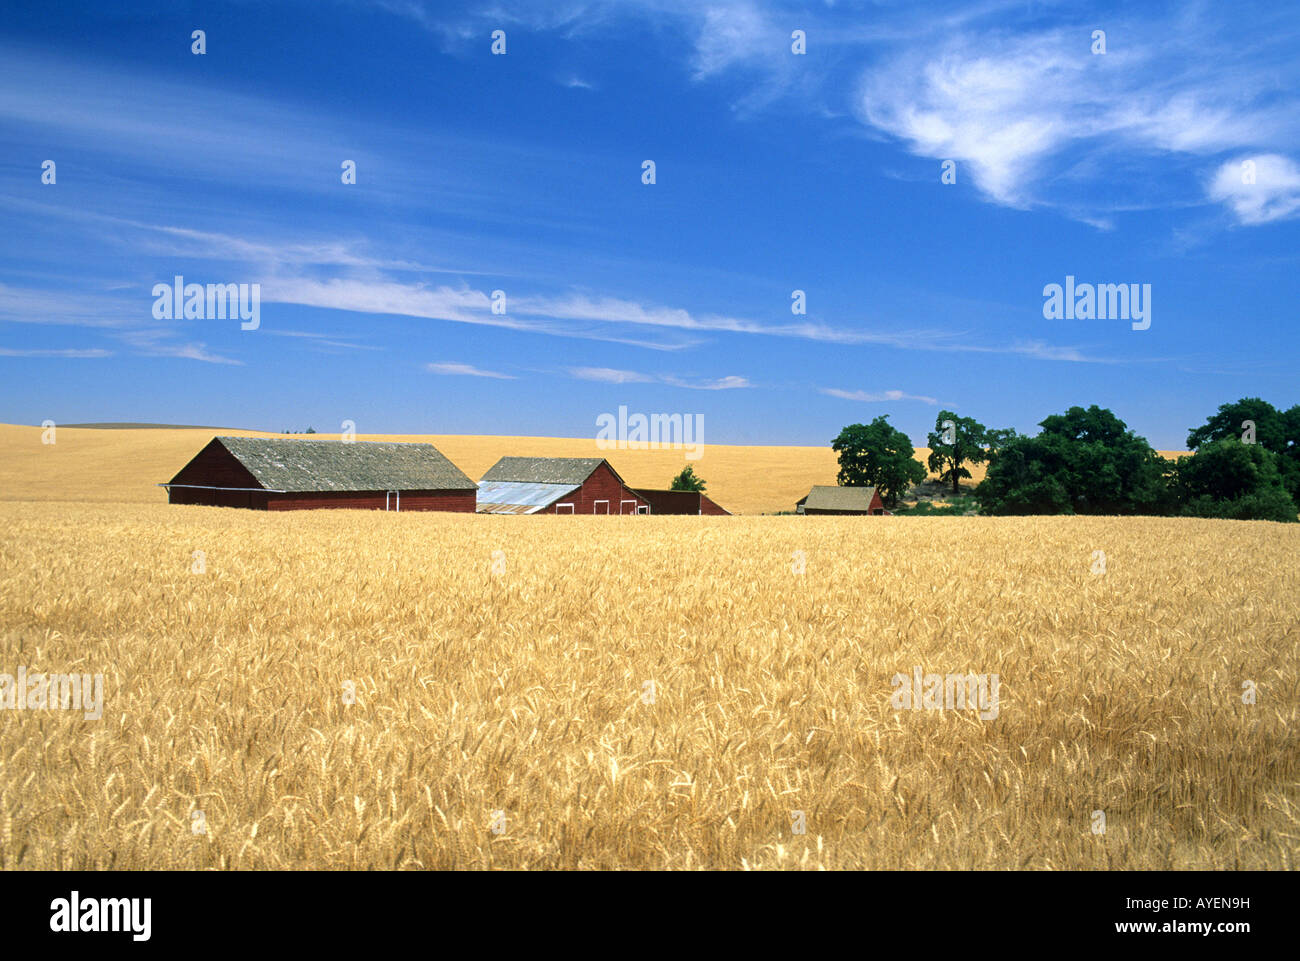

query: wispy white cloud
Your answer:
[427,361,515,379]
[1208,154,1300,225]
[821,387,938,405]
[116,330,242,366]
[136,223,482,274]
[854,18,1299,217]
[146,342,242,365]
[0,43,359,191]
[568,366,749,389]
[0,283,133,328]
[0,347,111,358]
[663,374,751,390]
[264,329,384,351]
[568,366,656,384]
[0,272,1104,364]
[691,2,779,79]
[259,276,1105,359]
[261,277,495,324]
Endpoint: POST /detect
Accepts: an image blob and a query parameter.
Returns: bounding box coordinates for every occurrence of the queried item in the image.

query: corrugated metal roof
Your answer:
[475,480,581,514]
[208,437,477,492]
[480,457,605,485]
[797,485,878,511]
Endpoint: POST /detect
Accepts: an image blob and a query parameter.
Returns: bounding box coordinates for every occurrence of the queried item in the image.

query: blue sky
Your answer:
[1,0,1297,448]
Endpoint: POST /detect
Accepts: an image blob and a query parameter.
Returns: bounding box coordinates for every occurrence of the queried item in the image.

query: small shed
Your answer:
[632,488,731,515]
[477,457,649,514]
[796,485,888,515]
[162,436,477,511]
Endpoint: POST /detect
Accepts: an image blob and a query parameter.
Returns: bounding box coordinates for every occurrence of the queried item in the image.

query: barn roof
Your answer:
[480,457,609,485]
[475,480,581,514]
[205,437,477,492]
[797,485,878,511]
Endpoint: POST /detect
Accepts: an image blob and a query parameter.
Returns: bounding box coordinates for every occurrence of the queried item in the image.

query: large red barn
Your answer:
[476,457,649,514]
[162,436,477,511]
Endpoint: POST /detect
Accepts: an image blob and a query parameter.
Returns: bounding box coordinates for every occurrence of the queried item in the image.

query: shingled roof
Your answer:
[480,457,608,485]
[209,437,476,492]
[797,485,879,511]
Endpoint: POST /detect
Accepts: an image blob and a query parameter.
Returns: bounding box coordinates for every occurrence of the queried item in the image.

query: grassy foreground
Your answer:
[1,502,1295,869]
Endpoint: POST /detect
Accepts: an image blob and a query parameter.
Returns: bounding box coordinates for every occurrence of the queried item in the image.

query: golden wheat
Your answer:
[0,501,1295,869]
[10,424,1192,515]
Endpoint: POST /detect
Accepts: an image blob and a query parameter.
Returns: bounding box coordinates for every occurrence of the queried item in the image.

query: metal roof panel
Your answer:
[475,480,582,513]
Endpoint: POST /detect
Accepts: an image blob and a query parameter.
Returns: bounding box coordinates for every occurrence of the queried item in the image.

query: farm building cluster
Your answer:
[162,436,885,515]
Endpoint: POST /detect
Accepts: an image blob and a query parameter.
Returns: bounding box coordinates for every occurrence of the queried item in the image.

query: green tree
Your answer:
[1187,397,1299,502]
[1171,439,1297,522]
[831,416,926,507]
[669,465,706,492]
[976,406,1170,515]
[925,411,997,494]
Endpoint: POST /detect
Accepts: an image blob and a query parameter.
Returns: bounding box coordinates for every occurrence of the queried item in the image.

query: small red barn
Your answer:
[631,488,731,515]
[476,457,649,514]
[796,485,888,515]
[162,436,477,511]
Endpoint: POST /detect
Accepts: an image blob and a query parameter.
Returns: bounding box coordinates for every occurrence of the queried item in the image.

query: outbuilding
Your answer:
[631,488,731,515]
[796,485,888,515]
[476,457,649,514]
[162,436,477,511]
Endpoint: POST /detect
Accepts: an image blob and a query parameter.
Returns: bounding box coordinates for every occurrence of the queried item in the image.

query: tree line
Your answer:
[832,397,1299,522]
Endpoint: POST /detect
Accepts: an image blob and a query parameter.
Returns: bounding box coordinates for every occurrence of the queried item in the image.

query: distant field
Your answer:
[0,423,1187,515]
[0,503,1294,869]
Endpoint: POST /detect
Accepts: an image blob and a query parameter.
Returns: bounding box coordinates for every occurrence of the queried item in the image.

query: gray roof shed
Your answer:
[796,485,881,512]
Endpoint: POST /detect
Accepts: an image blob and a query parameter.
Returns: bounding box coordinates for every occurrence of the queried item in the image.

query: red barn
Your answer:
[162,436,477,511]
[631,488,731,515]
[476,457,650,514]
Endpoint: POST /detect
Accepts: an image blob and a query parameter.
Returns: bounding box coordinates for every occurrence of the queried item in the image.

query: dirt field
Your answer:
[1,501,1294,869]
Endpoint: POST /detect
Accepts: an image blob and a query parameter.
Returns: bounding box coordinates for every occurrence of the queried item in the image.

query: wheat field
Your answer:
[0,424,1190,515]
[1,500,1295,869]
[0,423,850,515]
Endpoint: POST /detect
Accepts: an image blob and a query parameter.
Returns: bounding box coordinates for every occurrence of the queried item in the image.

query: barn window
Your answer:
[555,503,574,514]
[593,500,610,514]
[386,490,400,511]
[636,505,649,515]
[619,499,638,514]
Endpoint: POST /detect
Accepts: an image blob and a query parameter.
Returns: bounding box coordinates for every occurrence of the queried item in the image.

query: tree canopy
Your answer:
[1186,397,1300,503]
[975,406,1169,515]
[925,411,1000,494]
[831,416,926,507]
[1171,438,1297,522]
[669,465,706,492]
